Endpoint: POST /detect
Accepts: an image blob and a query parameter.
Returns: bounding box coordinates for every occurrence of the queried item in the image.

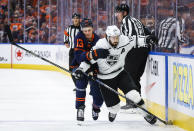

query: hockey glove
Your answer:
[91,49,109,60]
[73,68,84,80]
[146,35,158,46]
[87,70,98,81]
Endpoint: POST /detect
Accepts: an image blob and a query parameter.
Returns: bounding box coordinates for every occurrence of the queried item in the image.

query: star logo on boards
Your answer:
[15,48,23,61]
[17,50,22,57]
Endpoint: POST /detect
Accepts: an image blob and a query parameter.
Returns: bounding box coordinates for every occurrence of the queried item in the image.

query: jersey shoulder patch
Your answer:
[94,38,109,49]
[119,35,132,45]
[128,36,134,42]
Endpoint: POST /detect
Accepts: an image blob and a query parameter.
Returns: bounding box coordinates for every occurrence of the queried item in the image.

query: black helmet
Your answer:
[177,6,190,14]
[80,18,93,28]
[72,13,81,18]
[115,4,129,14]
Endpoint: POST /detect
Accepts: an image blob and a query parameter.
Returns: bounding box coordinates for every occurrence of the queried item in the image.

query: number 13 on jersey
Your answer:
[77,39,84,48]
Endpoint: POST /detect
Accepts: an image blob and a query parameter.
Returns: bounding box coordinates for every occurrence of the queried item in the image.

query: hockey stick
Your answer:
[5,24,172,125]
[95,77,172,125]
[4,24,71,74]
[81,72,172,125]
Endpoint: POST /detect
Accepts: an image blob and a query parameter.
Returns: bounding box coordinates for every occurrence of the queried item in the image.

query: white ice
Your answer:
[0,69,185,131]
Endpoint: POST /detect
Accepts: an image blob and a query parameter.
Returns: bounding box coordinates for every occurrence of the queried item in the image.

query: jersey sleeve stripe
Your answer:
[86,52,91,61]
[94,50,98,57]
[74,48,86,52]
[64,30,69,36]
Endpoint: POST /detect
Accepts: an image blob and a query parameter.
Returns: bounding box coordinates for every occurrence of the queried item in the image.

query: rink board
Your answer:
[142,52,194,131]
[0,44,11,68]
[168,55,194,131]
[0,43,70,76]
[0,43,194,131]
[141,54,166,120]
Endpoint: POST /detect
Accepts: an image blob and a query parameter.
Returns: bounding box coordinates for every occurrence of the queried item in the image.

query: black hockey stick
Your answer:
[4,24,71,74]
[5,24,172,125]
[81,72,172,125]
[95,76,172,125]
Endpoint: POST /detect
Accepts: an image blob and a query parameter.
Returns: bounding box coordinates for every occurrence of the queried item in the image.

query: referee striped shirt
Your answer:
[157,17,185,49]
[121,15,151,36]
[121,15,151,47]
[64,25,81,49]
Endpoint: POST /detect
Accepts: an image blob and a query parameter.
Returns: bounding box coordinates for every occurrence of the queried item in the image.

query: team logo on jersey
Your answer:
[106,55,119,66]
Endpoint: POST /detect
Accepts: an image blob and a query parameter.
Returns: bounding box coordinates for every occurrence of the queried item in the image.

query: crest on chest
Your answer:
[106,54,119,66]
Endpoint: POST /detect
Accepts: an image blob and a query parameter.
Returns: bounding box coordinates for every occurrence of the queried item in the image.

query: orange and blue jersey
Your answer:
[71,31,103,109]
[70,31,99,69]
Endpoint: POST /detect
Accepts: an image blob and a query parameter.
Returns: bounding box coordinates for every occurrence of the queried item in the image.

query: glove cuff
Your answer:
[79,62,91,72]
[92,49,98,60]
[86,52,92,61]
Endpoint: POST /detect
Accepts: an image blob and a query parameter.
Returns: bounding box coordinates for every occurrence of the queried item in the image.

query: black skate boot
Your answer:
[108,112,117,122]
[92,107,100,120]
[77,105,85,121]
[144,114,157,125]
[121,99,136,110]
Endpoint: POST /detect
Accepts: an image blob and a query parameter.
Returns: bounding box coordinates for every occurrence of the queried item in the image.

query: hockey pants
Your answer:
[73,70,103,109]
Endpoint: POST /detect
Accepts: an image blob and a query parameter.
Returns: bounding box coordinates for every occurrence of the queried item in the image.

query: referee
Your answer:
[115,4,157,109]
[157,6,190,53]
[64,13,81,85]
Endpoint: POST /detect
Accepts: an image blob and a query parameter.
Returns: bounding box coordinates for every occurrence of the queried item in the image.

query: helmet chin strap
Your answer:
[122,11,128,18]
[106,36,110,42]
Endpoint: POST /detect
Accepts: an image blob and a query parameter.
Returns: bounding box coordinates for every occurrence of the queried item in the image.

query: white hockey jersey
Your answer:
[80,35,147,79]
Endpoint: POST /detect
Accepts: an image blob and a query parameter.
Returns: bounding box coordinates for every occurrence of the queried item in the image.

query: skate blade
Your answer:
[77,121,84,126]
[120,108,137,114]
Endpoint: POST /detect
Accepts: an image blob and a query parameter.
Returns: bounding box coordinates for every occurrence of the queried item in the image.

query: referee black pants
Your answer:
[124,47,149,94]
[69,48,76,85]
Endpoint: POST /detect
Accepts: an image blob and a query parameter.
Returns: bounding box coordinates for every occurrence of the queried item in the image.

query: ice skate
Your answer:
[108,112,117,122]
[121,99,136,110]
[77,106,85,122]
[92,107,100,120]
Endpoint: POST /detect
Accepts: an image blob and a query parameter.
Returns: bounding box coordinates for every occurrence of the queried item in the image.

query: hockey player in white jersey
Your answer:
[73,25,157,124]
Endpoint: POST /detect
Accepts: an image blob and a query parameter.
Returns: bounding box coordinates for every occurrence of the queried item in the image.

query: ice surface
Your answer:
[0,69,185,131]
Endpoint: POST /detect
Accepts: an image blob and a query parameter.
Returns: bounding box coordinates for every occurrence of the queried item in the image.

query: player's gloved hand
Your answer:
[87,70,98,81]
[146,35,158,46]
[87,74,96,81]
[73,68,84,80]
[91,49,109,60]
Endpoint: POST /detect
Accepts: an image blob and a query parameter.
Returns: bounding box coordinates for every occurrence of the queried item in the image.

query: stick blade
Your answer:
[166,120,173,125]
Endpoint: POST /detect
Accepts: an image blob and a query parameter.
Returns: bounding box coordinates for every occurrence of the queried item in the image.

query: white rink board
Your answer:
[142,54,166,106]
[0,44,11,64]
[168,56,194,117]
[12,44,69,68]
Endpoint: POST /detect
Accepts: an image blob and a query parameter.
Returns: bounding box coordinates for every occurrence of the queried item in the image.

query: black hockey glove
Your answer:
[91,49,109,60]
[73,68,84,80]
[146,35,158,46]
[87,69,98,81]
